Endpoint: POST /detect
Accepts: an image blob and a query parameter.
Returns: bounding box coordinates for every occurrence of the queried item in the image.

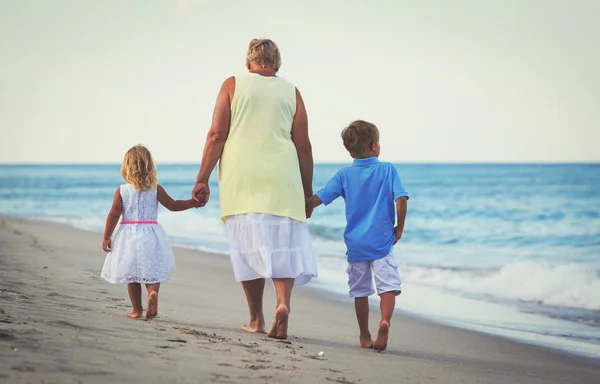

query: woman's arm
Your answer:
[291,87,314,200]
[192,77,235,205]
[158,185,198,211]
[102,188,122,252]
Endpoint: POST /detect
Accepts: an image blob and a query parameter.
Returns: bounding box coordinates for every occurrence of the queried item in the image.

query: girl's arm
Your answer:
[158,185,198,211]
[102,188,122,252]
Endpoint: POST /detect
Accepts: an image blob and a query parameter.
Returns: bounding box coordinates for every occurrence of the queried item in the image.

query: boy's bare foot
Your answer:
[267,304,289,339]
[127,309,143,319]
[146,292,158,320]
[242,318,266,334]
[360,333,374,348]
[373,320,390,352]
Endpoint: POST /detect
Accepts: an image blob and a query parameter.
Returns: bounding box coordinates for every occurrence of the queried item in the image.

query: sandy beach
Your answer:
[0,217,598,383]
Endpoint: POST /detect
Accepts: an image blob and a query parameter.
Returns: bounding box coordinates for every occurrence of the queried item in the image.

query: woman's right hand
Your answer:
[192,181,210,207]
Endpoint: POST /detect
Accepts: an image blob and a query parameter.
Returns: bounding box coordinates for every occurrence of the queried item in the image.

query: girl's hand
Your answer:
[102,239,112,253]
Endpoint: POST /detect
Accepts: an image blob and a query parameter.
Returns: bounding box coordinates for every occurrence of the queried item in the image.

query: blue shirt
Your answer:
[316,157,409,262]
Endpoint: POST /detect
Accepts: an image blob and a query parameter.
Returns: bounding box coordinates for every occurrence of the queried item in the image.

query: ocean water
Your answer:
[1,163,599,357]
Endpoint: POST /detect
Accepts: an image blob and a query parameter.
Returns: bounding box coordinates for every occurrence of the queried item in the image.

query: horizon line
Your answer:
[1,161,599,166]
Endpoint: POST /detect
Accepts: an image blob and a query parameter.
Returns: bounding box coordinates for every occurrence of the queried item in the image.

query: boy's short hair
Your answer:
[341,120,380,158]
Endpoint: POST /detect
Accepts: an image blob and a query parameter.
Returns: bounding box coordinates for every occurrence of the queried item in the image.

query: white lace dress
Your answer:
[101,184,175,284]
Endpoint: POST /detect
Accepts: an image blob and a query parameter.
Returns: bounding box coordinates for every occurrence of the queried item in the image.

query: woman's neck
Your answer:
[248,64,277,77]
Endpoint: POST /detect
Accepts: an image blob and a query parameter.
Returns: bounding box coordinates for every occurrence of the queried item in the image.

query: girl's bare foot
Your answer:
[360,333,374,348]
[127,309,143,319]
[242,317,266,333]
[373,320,390,352]
[146,292,158,320]
[267,304,289,339]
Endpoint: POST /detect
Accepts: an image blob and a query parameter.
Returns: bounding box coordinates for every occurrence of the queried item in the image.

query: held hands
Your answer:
[102,239,112,253]
[305,198,314,219]
[393,226,403,245]
[192,182,210,207]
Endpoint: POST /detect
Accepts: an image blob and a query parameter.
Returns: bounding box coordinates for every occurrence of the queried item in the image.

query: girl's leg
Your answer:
[373,291,396,352]
[354,296,373,348]
[268,278,294,339]
[145,283,160,320]
[241,278,266,333]
[127,283,143,318]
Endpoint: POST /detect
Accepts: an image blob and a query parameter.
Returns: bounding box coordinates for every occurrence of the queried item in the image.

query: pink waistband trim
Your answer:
[120,221,158,225]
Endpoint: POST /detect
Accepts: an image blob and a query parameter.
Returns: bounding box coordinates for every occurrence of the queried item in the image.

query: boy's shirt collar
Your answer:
[352,156,379,166]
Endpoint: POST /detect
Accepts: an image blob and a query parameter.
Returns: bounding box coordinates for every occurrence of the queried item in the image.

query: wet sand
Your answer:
[1,217,598,383]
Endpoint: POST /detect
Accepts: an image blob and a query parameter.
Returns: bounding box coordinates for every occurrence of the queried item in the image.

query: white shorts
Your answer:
[347,253,402,298]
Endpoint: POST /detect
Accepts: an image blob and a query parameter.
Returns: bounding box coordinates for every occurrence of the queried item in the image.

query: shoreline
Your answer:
[4,213,600,360]
[1,217,599,383]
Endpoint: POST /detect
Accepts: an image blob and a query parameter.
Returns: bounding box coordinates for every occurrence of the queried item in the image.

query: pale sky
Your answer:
[1,0,599,163]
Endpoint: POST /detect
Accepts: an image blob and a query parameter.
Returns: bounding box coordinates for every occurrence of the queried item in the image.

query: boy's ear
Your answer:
[371,141,378,151]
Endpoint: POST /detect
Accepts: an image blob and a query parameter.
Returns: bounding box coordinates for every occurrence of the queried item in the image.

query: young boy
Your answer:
[307,120,408,352]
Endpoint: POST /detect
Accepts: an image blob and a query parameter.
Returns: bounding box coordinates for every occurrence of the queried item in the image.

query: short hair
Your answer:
[341,120,380,158]
[121,145,157,191]
[246,38,281,70]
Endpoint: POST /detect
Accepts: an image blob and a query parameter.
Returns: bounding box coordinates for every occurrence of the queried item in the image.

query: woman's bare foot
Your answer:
[267,305,289,339]
[146,292,158,320]
[359,333,374,348]
[127,309,143,319]
[373,320,390,352]
[242,317,266,333]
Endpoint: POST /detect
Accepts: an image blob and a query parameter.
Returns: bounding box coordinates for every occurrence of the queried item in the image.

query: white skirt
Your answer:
[225,213,318,285]
[100,224,175,284]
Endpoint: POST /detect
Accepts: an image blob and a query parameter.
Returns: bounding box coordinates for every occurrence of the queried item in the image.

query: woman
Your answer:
[192,38,317,339]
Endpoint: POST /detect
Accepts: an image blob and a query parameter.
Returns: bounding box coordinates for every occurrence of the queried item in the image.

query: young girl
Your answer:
[101,145,198,320]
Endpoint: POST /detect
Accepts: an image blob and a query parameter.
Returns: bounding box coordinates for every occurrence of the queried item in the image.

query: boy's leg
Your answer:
[348,261,376,348]
[241,278,266,333]
[127,283,143,319]
[268,278,294,339]
[372,253,402,352]
[354,296,373,348]
[374,292,395,352]
[145,283,160,320]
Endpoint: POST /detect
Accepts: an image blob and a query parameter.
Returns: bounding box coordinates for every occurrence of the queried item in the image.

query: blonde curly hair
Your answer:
[121,145,157,191]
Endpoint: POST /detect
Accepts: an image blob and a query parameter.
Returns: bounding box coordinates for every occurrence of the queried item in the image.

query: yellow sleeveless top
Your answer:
[218,72,306,222]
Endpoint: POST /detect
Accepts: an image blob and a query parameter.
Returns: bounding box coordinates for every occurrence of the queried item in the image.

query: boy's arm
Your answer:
[394,196,408,245]
[158,185,198,211]
[102,188,122,252]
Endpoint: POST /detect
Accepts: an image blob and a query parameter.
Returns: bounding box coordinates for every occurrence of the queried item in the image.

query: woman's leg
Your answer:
[241,278,266,333]
[127,283,143,318]
[268,278,294,339]
[145,283,160,320]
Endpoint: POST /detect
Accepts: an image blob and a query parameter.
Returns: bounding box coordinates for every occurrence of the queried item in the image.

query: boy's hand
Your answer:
[102,239,112,253]
[393,226,403,245]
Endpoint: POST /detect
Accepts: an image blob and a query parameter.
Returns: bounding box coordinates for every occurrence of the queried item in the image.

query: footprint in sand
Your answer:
[325,377,355,384]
